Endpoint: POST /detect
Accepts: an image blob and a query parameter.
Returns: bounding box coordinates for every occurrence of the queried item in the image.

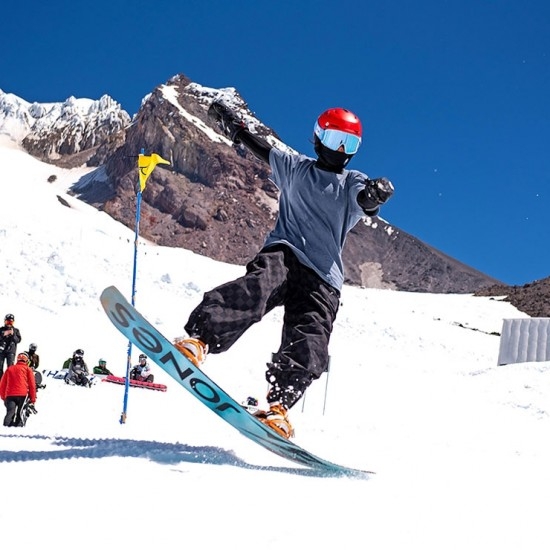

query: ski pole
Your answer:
[322,357,331,415]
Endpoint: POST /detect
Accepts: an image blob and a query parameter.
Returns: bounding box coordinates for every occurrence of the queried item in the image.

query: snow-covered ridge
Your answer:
[184,82,297,155]
[0,89,131,154]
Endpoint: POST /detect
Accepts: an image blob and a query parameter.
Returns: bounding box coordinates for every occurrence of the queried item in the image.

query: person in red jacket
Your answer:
[0,352,37,427]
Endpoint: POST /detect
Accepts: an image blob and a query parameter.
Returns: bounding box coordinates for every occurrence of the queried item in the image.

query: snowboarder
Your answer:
[0,352,37,427]
[0,314,22,379]
[130,354,154,383]
[64,349,91,387]
[93,358,112,375]
[175,100,394,439]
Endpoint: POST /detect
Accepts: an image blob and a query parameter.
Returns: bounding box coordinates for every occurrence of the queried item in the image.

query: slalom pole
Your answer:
[119,149,170,424]
[120,148,145,424]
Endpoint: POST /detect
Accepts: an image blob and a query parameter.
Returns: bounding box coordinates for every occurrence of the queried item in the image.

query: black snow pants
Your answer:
[185,245,340,409]
[3,395,26,427]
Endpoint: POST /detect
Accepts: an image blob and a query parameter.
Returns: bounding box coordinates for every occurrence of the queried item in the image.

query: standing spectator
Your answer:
[0,314,22,379]
[93,358,112,375]
[26,343,40,370]
[26,343,44,389]
[0,352,37,427]
[64,349,91,387]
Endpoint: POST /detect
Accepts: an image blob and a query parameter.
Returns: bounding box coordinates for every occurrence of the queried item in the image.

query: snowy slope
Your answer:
[1,142,549,550]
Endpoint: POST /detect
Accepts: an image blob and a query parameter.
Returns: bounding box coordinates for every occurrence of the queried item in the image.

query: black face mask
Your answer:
[313,136,354,173]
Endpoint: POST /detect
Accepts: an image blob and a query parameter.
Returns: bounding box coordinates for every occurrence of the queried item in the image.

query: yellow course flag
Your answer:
[138,153,170,191]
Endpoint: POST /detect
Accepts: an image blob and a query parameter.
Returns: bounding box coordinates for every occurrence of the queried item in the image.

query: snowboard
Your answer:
[43,369,67,380]
[103,374,167,392]
[13,396,38,427]
[42,369,98,386]
[100,285,371,478]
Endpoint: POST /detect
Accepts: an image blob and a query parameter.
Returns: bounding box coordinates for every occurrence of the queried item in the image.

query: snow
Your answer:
[161,84,233,146]
[1,142,549,550]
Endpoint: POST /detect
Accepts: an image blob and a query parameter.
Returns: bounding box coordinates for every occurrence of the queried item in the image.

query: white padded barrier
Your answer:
[497,318,550,365]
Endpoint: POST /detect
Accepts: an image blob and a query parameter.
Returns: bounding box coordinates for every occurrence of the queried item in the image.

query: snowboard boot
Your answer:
[174,337,208,367]
[254,403,294,439]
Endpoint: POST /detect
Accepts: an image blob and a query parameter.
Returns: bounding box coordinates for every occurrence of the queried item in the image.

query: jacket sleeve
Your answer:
[27,367,37,403]
[13,328,22,344]
[237,129,273,164]
[0,373,6,400]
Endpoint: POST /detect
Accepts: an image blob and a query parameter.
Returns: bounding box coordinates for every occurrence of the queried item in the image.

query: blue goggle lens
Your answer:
[314,123,361,154]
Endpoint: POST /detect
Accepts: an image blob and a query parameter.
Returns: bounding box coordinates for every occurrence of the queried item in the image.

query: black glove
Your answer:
[358,177,394,212]
[207,101,246,144]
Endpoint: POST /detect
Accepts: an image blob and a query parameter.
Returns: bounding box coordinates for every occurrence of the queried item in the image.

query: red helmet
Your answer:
[316,108,362,136]
[17,352,29,364]
[314,108,362,154]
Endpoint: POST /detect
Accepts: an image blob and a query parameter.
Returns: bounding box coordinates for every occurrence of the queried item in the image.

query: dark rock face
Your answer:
[96,77,279,266]
[343,218,502,293]
[475,277,550,317]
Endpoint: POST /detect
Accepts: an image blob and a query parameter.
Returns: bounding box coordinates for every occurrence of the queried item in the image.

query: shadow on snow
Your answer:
[0,433,362,479]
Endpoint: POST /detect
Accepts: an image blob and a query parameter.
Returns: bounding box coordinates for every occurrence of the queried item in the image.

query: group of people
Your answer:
[0,312,156,426]
[62,350,154,386]
[0,314,40,427]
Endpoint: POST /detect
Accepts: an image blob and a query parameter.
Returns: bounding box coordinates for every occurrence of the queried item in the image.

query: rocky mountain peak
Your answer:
[0,88,130,166]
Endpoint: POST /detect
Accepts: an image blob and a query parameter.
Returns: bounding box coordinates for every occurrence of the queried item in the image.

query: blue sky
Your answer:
[3,0,549,285]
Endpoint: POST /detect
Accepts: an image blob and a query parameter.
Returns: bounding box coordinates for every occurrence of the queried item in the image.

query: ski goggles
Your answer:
[314,123,362,154]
